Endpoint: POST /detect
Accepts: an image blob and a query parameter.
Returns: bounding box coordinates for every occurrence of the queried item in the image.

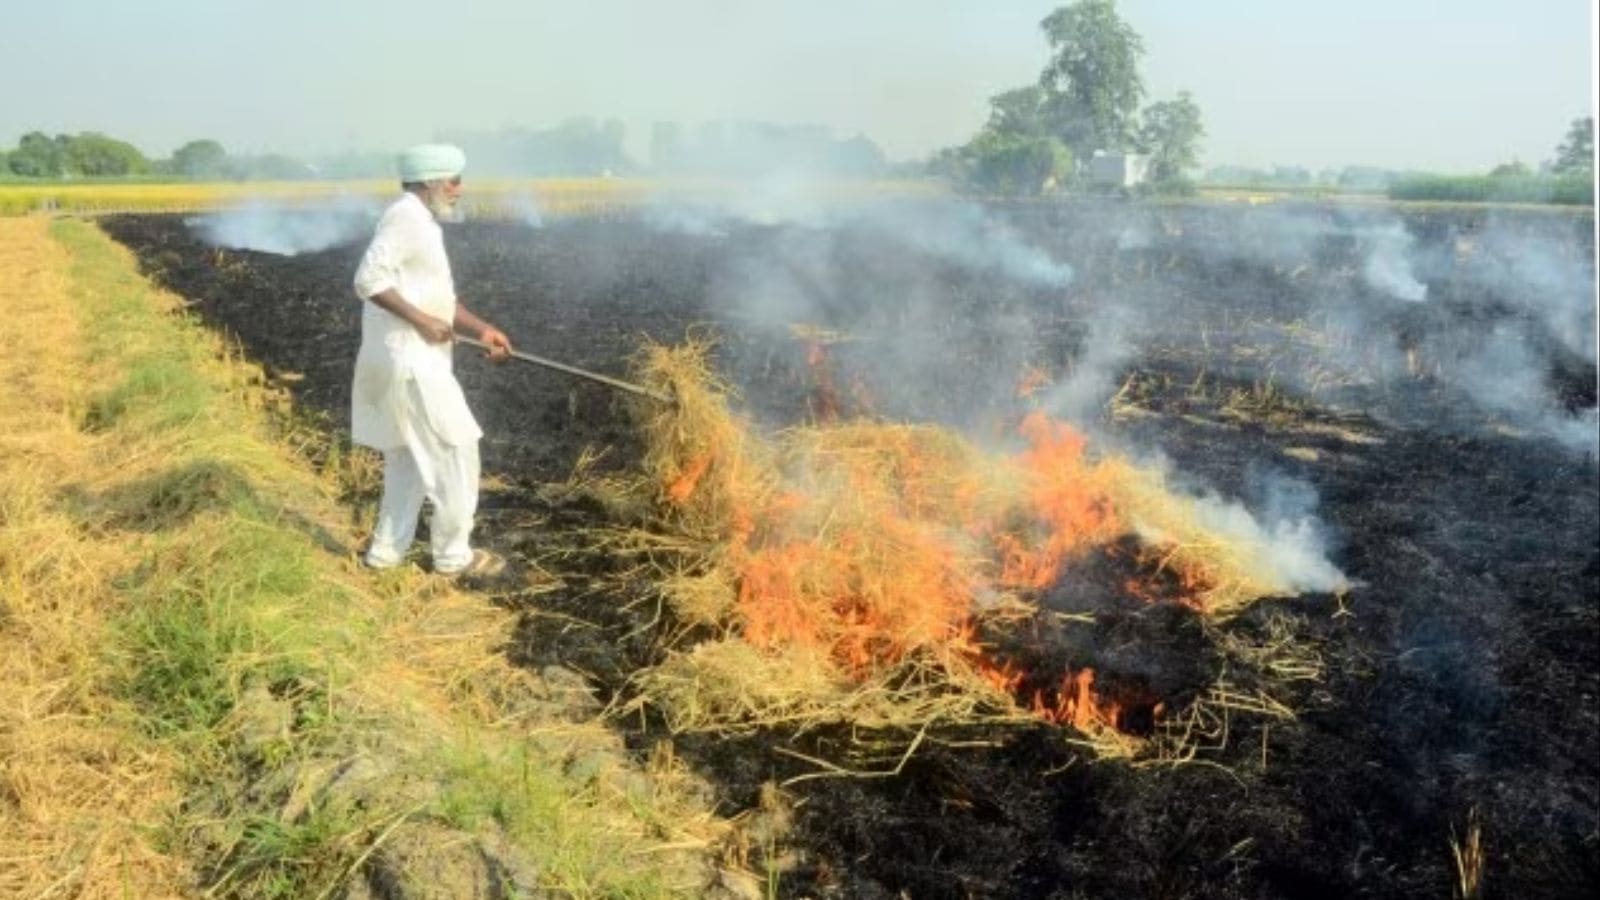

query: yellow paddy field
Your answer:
[0,177,942,216]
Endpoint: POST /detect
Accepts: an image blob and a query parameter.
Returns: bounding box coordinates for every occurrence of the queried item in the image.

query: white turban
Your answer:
[398,143,466,183]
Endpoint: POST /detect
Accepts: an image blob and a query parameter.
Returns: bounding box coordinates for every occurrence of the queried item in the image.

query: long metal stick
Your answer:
[456,335,674,404]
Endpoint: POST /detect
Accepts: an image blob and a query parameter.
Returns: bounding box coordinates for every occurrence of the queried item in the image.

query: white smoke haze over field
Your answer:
[1170,205,1431,302]
[1446,325,1599,455]
[1088,203,1594,455]
[499,192,546,229]
[1360,222,1428,302]
[191,195,380,256]
[644,179,1073,288]
[874,202,1073,289]
[641,201,730,239]
[641,173,859,239]
[1455,217,1599,365]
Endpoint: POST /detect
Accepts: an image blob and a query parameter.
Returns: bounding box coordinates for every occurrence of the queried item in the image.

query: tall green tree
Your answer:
[1552,116,1594,175]
[1137,91,1205,185]
[172,139,228,178]
[1037,0,1146,157]
[986,85,1051,138]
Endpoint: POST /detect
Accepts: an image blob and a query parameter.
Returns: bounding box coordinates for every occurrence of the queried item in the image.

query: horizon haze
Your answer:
[2,0,1594,174]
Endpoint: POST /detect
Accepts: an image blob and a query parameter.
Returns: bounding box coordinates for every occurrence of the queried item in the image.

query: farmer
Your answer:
[351,143,512,577]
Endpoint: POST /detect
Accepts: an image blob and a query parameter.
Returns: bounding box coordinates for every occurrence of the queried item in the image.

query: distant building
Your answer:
[1087,152,1149,188]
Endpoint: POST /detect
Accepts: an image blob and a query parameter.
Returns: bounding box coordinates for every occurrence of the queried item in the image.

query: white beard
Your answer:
[425,188,463,223]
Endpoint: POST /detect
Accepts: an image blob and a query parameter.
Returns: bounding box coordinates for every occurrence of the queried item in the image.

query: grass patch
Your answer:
[1388,173,1594,205]
[0,216,192,897]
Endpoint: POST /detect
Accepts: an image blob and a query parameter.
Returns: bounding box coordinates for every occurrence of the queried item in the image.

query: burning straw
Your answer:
[626,338,1333,750]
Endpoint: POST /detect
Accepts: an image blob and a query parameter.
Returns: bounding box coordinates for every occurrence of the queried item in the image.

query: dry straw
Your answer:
[0,217,190,898]
[622,337,1322,754]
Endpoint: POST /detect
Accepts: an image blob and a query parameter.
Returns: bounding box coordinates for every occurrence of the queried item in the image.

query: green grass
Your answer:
[1388,172,1594,205]
[51,217,380,897]
[432,741,690,898]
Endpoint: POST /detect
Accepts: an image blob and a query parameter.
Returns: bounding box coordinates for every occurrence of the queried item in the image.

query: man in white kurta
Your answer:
[352,144,512,575]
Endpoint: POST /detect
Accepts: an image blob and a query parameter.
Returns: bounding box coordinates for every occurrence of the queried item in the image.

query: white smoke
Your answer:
[864,200,1073,288]
[1042,309,1137,421]
[1188,472,1348,595]
[640,200,730,238]
[501,191,546,229]
[1451,325,1599,454]
[1179,207,1429,302]
[644,179,1072,288]
[1115,223,1153,251]
[1462,217,1597,364]
[189,194,380,256]
[1361,222,1428,302]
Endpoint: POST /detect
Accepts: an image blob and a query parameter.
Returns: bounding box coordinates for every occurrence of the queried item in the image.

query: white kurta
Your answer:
[351,192,483,460]
[352,192,483,572]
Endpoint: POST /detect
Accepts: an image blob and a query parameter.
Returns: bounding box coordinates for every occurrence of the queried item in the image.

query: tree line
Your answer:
[1,120,895,182]
[1203,116,1594,196]
[0,132,320,181]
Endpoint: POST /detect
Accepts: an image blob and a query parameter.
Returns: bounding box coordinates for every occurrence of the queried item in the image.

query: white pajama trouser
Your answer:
[362,386,482,573]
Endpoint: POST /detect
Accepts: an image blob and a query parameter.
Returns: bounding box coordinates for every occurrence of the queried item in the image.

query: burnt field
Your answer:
[103,199,1597,899]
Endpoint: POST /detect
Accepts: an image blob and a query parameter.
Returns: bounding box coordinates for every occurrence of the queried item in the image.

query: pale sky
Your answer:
[3,0,1594,173]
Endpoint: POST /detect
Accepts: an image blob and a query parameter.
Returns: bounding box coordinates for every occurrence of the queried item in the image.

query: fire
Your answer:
[994,412,1120,589]
[1015,365,1052,398]
[805,339,841,422]
[637,341,1307,739]
[1030,669,1114,731]
[666,454,711,504]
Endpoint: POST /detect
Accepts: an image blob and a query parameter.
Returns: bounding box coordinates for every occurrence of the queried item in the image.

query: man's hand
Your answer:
[478,326,513,362]
[412,313,455,344]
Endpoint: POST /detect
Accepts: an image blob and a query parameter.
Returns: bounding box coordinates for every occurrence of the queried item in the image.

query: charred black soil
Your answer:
[101,200,1597,899]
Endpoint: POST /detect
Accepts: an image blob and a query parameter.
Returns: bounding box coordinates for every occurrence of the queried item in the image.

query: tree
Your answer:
[986,85,1051,138]
[1037,0,1146,158]
[935,85,1073,196]
[1552,116,1594,175]
[1136,91,1205,185]
[1488,159,1531,178]
[172,139,227,178]
[965,130,1073,196]
[7,131,64,177]
[61,132,149,176]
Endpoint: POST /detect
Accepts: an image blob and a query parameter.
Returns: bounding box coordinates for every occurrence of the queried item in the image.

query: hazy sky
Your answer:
[3,0,1593,172]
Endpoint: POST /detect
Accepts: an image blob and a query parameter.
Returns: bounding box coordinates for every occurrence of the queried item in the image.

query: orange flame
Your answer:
[652,364,1211,735]
[667,455,712,504]
[1015,366,1052,399]
[992,412,1120,588]
[805,340,841,422]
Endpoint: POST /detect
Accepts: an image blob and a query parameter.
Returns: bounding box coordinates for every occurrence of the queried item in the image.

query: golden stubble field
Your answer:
[0,177,943,216]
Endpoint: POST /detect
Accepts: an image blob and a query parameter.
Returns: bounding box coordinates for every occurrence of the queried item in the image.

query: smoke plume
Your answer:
[190,195,380,255]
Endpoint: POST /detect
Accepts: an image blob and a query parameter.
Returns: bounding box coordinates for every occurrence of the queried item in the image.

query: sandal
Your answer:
[439,549,506,579]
